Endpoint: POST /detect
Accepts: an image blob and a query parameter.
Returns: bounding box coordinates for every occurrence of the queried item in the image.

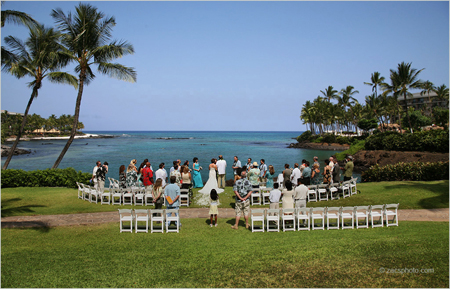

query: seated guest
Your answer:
[268,182,281,215]
[301,161,311,185]
[294,179,308,209]
[281,180,294,211]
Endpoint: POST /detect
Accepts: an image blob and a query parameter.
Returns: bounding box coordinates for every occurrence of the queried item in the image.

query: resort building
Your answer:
[397,91,447,115]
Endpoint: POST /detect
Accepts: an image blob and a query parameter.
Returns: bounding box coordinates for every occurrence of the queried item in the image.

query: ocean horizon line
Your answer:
[84,130,305,133]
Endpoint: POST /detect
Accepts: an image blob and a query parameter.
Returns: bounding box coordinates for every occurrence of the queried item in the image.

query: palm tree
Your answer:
[420,80,435,115]
[320,86,339,103]
[364,71,385,98]
[337,86,359,131]
[51,3,136,169]
[389,62,424,133]
[433,84,449,108]
[2,24,78,170]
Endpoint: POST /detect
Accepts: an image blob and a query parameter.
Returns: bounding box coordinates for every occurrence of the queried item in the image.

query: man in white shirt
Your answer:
[329,157,335,173]
[268,183,282,216]
[91,161,101,190]
[155,163,168,187]
[216,155,227,189]
[294,179,308,209]
[291,163,301,186]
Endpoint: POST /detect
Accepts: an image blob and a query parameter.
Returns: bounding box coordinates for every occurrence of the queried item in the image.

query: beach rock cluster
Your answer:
[288,141,350,151]
[1,145,31,157]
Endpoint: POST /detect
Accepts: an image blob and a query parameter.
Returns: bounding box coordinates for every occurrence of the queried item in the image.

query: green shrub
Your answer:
[1,168,92,188]
[362,161,449,182]
[335,140,366,161]
[365,130,449,153]
[297,130,312,142]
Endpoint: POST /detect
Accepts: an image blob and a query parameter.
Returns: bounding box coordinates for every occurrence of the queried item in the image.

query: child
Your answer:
[209,189,220,227]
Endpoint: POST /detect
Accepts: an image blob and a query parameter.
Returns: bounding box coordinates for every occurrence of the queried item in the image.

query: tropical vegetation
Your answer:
[362,161,449,182]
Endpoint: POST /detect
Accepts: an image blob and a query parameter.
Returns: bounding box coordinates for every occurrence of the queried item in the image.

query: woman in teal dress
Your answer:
[265,165,276,189]
[192,157,203,188]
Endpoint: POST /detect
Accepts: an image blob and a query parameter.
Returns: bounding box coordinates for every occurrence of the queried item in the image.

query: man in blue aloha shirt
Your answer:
[231,171,253,230]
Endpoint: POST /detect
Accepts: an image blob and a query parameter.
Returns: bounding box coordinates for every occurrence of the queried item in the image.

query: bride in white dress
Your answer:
[197,159,224,205]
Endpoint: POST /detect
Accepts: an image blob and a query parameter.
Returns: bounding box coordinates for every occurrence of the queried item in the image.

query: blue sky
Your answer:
[1,1,449,131]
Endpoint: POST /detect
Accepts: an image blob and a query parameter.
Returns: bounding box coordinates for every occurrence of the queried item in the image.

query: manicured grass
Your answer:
[1,181,448,217]
[1,220,448,288]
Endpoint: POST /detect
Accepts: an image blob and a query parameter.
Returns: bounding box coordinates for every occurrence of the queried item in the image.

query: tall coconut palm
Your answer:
[51,3,136,169]
[364,71,385,98]
[389,62,424,133]
[320,85,339,103]
[433,84,449,107]
[420,80,435,115]
[2,24,78,170]
[337,86,359,131]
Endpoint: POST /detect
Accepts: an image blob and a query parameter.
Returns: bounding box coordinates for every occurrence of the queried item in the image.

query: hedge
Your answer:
[1,168,92,188]
[365,130,449,153]
[361,161,449,182]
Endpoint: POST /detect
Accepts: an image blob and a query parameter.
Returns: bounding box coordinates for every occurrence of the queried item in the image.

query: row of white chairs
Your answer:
[118,209,180,233]
[250,204,399,232]
[76,182,190,207]
[251,178,358,205]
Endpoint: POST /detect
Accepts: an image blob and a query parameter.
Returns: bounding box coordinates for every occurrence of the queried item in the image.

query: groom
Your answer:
[216,155,227,189]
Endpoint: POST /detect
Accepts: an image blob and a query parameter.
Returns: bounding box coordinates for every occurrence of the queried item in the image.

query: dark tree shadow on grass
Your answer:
[1,221,52,233]
[1,198,47,217]
[384,182,449,209]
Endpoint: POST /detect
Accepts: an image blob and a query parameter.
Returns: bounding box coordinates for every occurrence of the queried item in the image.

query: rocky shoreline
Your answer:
[288,140,350,151]
[1,145,32,157]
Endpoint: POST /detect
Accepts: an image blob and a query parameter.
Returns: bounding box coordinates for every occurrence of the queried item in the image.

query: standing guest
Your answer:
[216,155,227,189]
[342,156,354,181]
[232,156,242,182]
[329,157,335,174]
[96,161,108,192]
[192,157,203,188]
[91,161,101,190]
[311,163,321,185]
[282,164,292,187]
[294,179,308,209]
[268,182,282,215]
[209,189,220,227]
[183,160,191,172]
[290,163,301,186]
[130,159,138,171]
[259,159,268,183]
[138,159,148,182]
[245,158,252,172]
[126,164,138,187]
[322,160,332,184]
[301,161,312,186]
[142,161,154,189]
[164,176,181,227]
[155,163,168,187]
[281,180,295,211]
[265,165,276,189]
[181,165,192,190]
[170,164,182,187]
[313,156,320,168]
[169,160,178,175]
[119,165,127,189]
[231,171,253,230]
[248,162,261,190]
[152,178,164,212]
[332,157,341,184]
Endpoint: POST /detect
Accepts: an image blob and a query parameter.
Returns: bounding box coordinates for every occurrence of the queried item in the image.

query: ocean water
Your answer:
[2,131,356,184]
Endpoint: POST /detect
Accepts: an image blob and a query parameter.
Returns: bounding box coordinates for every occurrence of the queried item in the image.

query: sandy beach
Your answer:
[5,134,102,142]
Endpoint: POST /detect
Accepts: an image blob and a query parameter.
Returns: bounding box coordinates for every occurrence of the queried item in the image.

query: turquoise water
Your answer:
[2,131,353,183]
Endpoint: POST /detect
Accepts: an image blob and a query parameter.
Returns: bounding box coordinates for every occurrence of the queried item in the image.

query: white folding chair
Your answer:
[311,207,325,230]
[166,209,180,233]
[144,186,154,206]
[329,183,340,200]
[76,182,83,199]
[123,188,133,206]
[101,188,111,205]
[150,209,164,233]
[326,207,340,230]
[342,181,351,198]
[251,189,261,205]
[307,185,317,202]
[134,209,149,233]
[133,187,144,206]
[89,186,100,204]
[350,178,357,195]
[340,206,354,229]
[112,187,122,205]
[384,203,399,227]
[354,206,369,229]
[251,209,265,232]
[261,188,271,205]
[296,207,310,231]
[119,209,133,233]
[281,208,296,232]
[82,183,90,201]
[317,184,328,201]
[266,209,280,232]
[369,205,384,228]
[179,188,190,207]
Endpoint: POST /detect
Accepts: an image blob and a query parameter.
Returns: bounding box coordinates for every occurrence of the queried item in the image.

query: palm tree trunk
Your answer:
[2,88,37,170]
[52,79,84,169]
[404,93,413,133]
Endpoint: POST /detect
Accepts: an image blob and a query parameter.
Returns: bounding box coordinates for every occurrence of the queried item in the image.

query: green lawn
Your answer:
[1,220,448,288]
[1,180,448,217]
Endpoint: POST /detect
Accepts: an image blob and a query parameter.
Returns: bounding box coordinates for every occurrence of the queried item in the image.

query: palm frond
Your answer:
[1,9,38,28]
[3,35,30,59]
[97,62,136,83]
[46,72,78,89]
[1,46,18,69]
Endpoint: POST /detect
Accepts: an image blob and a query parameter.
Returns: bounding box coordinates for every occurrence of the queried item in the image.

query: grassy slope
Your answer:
[1,220,448,288]
[1,180,448,217]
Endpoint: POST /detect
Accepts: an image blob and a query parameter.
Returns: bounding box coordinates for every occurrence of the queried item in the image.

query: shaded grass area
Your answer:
[1,180,448,217]
[1,220,448,288]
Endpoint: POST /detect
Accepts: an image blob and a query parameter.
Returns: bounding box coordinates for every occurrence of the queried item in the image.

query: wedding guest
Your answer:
[268,182,281,215]
[142,161,154,189]
[126,164,138,187]
[192,157,203,188]
[281,180,294,211]
[183,160,191,172]
[259,159,267,183]
[119,165,127,189]
[152,178,164,211]
[181,165,192,190]
[301,161,311,186]
[313,156,320,168]
[170,163,182,187]
[294,179,308,209]
[290,163,301,186]
[248,162,261,190]
[169,160,178,175]
[329,157,335,173]
[323,159,332,184]
[342,156,354,181]
[231,171,253,230]
[311,163,321,185]
[155,163,168,187]
[91,161,101,190]
[216,155,227,189]
[96,161,108,192]
[245,158,252,172]
[165,176,181,227]
[282,164,292,187]
[232,156,242,182]
[265,165,276,189]
[332,157,341,184]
